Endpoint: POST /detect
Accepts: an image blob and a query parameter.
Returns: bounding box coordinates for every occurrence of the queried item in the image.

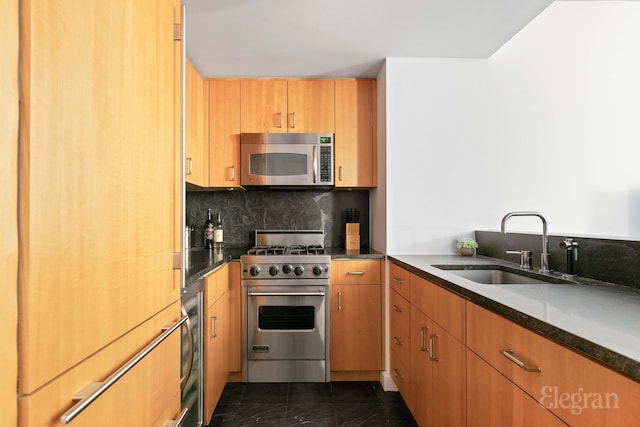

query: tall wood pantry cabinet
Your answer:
[3,1,19,426]
[17,0,184,425]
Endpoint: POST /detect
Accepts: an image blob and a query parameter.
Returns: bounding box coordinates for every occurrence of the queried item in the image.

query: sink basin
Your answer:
[432,264,575,285]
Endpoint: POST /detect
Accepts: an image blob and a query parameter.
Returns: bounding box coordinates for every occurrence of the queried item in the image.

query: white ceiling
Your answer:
[183,0,555,78]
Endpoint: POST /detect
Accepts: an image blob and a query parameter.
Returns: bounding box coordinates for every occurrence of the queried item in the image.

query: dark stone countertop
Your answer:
[389,254,640,383]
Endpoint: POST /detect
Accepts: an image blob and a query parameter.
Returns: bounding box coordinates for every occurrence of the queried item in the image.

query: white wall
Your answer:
[385,1,640,255]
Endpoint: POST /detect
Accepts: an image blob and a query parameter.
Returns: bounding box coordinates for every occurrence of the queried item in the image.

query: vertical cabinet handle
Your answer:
[290,112,296,128]
[339,165,344,181]
[230,165,235,182]
[210,315,218,338]
[165,408,189,427]
[186,158,193,175]
[278,112,283,128]
[420,326,429,351]
[429,334,439,361]
[337,291,342,311]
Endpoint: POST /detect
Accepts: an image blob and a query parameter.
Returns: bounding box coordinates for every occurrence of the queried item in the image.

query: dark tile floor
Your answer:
[207,381,419,426]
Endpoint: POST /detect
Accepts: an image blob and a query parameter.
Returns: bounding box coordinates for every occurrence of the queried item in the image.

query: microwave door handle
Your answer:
[312,145,317,184]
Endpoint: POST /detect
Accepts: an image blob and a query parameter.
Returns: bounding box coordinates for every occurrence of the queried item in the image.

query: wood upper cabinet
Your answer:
[335,79,377,188]
[185,58,208,187]
[18,0,182,422]
[330,260,382,372]
[241,79,335,133]
[467,303,640,426]
[209,79,242,188]
[389,288,412,400]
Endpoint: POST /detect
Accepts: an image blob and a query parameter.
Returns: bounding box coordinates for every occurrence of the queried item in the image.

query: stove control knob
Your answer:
[282,264,293,274]
[269,265,279,276]
[249,265,261,277]
[312,265,324,276]
[294,265,305,276]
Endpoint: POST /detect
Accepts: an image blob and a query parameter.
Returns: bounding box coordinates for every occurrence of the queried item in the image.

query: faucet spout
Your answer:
[501,211,549,273]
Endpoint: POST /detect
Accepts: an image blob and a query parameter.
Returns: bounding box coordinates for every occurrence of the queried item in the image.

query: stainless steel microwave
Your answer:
[240,133,334,188]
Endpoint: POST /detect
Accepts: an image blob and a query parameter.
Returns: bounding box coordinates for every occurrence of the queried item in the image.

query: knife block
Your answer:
[345,223,360,251]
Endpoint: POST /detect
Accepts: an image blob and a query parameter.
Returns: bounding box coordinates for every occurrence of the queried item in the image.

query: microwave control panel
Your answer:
[320,146,332,183]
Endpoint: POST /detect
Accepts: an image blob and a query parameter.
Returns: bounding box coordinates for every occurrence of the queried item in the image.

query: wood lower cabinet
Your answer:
[204,261,241,422]
[467,350,566,427]
[185,58,208,187]
[390,288,412,402]
[467,303,640,426]
[409,286,466,427]
[241,79,335,133]
[208,79,241,188]
[330,260,382,375]
[335,79,377,188]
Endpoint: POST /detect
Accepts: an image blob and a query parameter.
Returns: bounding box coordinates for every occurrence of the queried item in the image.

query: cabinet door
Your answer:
[410,306,432,427]
[18,303,181,427]
[431,322,466,427]
[240,79,288,133]
[204,291,229,422]
[185,58,208,187]
[19,0,182,394]
[227,261,242,372]
[209,79,241,188]
[331,284,382,371]
[335,79,376,187]
[287,79,335,133]
[467,350,566,427]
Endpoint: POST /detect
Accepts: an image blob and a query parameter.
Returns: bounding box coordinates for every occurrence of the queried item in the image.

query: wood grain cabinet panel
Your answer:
[335,79,377,188]
[209,79,241,188]
[467,303,640,426]
[17,0,183,423]
[240,79,334,133]
[330,260,382,373]
[467,349,566,427]
[185,58,208,187]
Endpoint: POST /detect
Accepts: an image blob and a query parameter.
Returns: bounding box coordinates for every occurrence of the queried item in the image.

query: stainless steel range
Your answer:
[241,230,331,383]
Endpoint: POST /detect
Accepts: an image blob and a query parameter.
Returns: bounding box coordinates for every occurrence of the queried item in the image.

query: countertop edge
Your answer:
[388,255,640,383]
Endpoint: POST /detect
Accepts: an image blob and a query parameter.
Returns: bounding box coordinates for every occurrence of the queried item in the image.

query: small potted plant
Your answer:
[457,238,478,256]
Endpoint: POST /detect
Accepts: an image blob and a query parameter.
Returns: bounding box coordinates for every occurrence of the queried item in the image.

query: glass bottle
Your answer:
[213,212,223,249]
[204,209,214,249]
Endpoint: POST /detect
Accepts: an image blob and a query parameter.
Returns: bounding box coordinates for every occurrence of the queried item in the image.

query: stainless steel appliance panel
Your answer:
[181,280,203,427]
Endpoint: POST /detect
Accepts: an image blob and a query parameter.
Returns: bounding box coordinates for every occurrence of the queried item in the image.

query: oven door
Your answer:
[246,285,326,360]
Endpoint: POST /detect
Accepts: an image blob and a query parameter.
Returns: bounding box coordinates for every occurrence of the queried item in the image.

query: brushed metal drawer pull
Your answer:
[278,112,283,128]
[60,315,188,424]
[210,315,218,338]
[392,276,403,284]
[420,326,429,351]
[392,368,404,381]
[347,271,365,275]
[392,304,402,313]
[338,291,342,311]
[166,408,189,427]
[500,349,541,373]
[392,336,403,346]
[429,334,439,361]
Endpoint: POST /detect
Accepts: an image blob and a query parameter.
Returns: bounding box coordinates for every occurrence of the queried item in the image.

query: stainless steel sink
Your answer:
[432,264,575,285]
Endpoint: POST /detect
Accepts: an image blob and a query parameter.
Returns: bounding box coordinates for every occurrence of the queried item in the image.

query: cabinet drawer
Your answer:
[331,260,381,285]
[411,274,465,342]
[390,345,412,400]
[205,264,229,308]
[467,303,640,426]
[390,289,411,353]
[389,262,411,299]
[19,303,181,427]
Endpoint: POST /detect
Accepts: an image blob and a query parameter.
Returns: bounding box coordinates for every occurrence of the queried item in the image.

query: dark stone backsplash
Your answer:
[186,189,369,249]
[476,230,640,290]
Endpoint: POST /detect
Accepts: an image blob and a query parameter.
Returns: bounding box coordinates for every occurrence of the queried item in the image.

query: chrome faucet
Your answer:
[501,211,550,273]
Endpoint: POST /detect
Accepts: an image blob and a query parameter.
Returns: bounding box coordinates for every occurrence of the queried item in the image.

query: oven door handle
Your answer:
[248,291,325,297]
